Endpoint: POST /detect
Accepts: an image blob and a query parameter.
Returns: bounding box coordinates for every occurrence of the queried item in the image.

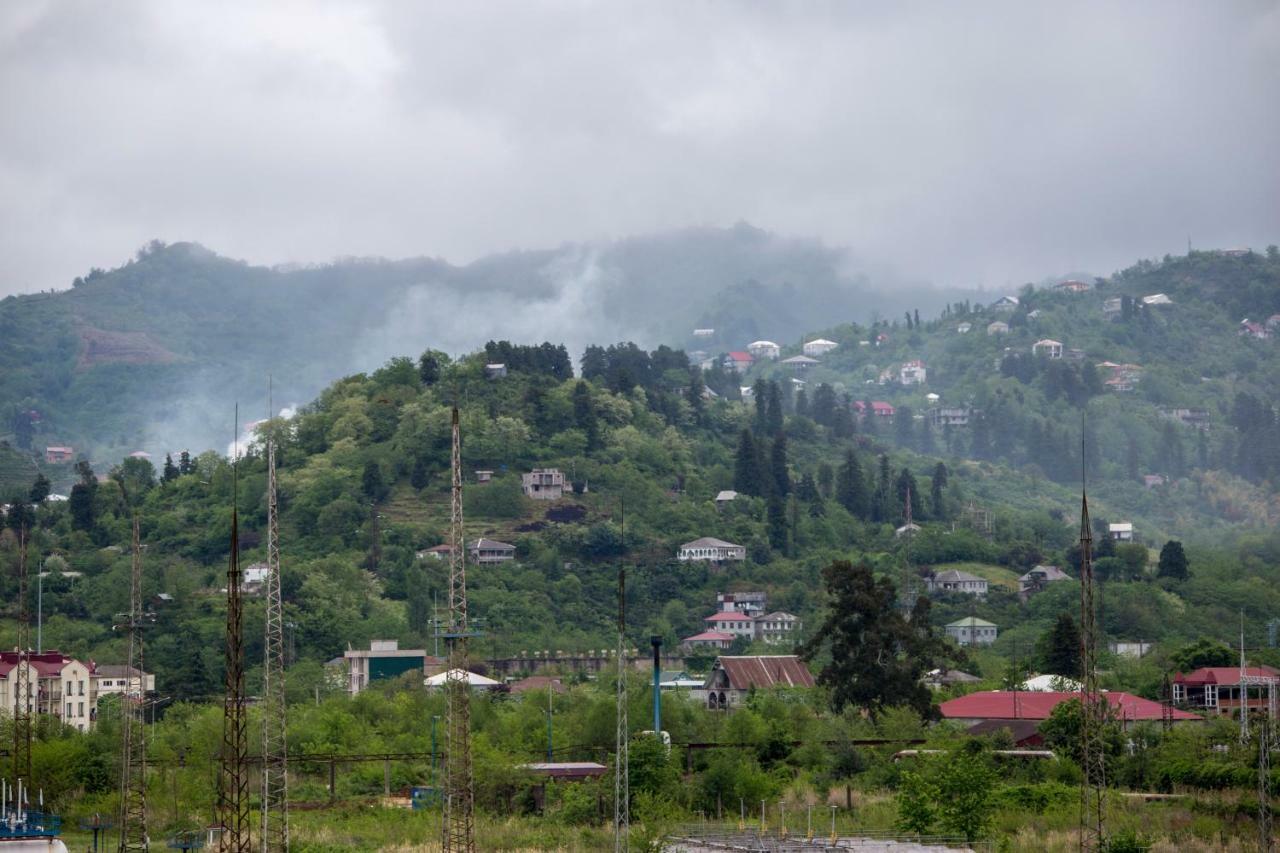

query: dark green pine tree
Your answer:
[572,380,601,450]
[733,430,762,496]
[770,432,790,498]
[872,454,893,523]
[796,472,821,503]
[766,494,788,552]
[1037,612,1082,678]
[816,462,834,499]
[836,449,867,518]
[410,457,430,490]
[765,382,784,435]
[1157,540,1190,580]
[861,398,877,436]
[162,454,180,484]
[29,472,51,503]
[178,450,193,475]
[930,463,948,521]
[970,414,991,460]
[895,468,923,523]
[6,499,34,534]
[894,405,915,449]
[687,369,706,424]
[361,460,387,502]
[794,389,809,418]
[69,481,96,532]
[753,379,770,435]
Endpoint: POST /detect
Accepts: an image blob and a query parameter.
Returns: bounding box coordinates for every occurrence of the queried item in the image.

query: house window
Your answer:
[66,703,72,717]
[78,702,84,716]
[79,681,85,695]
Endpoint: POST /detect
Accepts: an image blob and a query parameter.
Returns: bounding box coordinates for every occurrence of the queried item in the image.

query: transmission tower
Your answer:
[217,418,251,853]
[441,406,476,853]
[1077,475,1106,851]
[118,513,148,851]
[260,416,289,853]
[1260,716,1273,853]
[10,527,33,795]
[614,564,630,853]
[1160,673,1174,733]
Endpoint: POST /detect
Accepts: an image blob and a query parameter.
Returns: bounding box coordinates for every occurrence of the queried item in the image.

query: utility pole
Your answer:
[261,400,290,853]
[441,406,475,853]
[11,527,33,798]
[118,513,148,851]
[613,506,630,853]
[1078,433,1106,852]
[217,410,250,852]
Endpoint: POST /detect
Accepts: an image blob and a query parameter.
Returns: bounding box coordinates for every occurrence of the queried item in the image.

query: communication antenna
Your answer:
[614,500,629,853]
[441,406,476,852]
[1078,420,1106,851]
[118,511,149,851]
[10,527,33,797]
[261,380,290,853]
[217,405,251,851]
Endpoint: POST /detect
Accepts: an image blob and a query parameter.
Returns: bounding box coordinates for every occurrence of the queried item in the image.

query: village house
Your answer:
[1026,309,1043,320]
[899,360,927,386]
[1032,339,1064,359]
[470,538,516,564]
[946,617,998,647]
[956,322,972,334]
[702,612,757,639]
[1109,522,1134,542]
[1103,297,1123,317]
[0,651,98,732]
[45,446,75,463]
[1240,319,1270,340]
[1141,293,1173,307]
[507,675,567,695]
[1173,665,1280,716]
[714,490,738,509]
[342,640,443,696]
[522,468,566,499]
[927,569,988,596]
[1054,279,1091,293]
[941,691,1200,728]
[991,295,1020,312]
[484,363,508,378]
[928,406,972,428]
[475,470,493,484]
[678,537,747,563]
[92,664,155,700]
[986,321,1009,336]
[717,591,767,616]
[1142,474,1168,489]
[1160,407,1211,430]
[746,340,781,360]
[1109,641,1154,658]
[681,631,735,653]
[417,543,453,560]
[780,354,819,371]
[853,400,895,419]
[696,655,815,710]
[754,611,801,645]
[724,351,755,372]
[692,328,715,338]
[1018,565,1072,599]
[802,338,838,356]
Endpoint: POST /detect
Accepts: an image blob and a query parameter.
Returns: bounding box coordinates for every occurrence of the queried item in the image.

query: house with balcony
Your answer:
[470,538,516,564]
[946,617,998,647]
[899,360,927,386]
[746,340,781,360]
[522,468,566,500]
[1032,339,1064,359]
[927,569,988,596]
[1173,665,1280,716]
[802,338,838,356]
[677,537,746,563]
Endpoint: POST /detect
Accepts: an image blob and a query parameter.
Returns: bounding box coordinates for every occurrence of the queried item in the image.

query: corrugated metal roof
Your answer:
[940,690,1200,722]
[1174,665,1280,686]
[714,656,815,690]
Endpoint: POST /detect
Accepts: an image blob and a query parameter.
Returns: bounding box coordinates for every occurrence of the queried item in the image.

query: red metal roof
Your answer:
[716,656,815,690]
[1174,666,1280,687]
[940,691,1201,722]
[704,613,749,623]
[727,351,754,362]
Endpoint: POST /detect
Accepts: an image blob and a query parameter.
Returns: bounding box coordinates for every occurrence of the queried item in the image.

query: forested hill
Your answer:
[0,225,958,465]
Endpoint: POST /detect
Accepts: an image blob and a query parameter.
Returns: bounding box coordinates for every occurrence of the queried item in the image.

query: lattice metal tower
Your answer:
[217,426,251,853]
[260,420,289,853]
[1239,613,1279,747]
[1260,716,1273,853]
[614,566,630,853]
[118,513,148,851]
[10,528,32,794]
[441,406,476,853]
[1078,479,1106,851]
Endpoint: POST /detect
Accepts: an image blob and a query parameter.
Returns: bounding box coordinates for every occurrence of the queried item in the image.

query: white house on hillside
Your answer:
[746,341,781,360]
[1032,339,1064,359]
[802,339,838,356]
[678,537,746,563]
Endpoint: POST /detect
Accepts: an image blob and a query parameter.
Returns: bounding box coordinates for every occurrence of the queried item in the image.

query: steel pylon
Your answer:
[118,514,149,851]
[260,430,289,853]
[442,406,475,853]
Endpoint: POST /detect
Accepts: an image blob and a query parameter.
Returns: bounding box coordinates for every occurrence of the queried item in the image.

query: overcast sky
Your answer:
[1,1,1277,297]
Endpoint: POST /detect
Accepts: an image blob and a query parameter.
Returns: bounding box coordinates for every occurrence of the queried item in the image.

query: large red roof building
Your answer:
[1173,665,1280,716]
[940,691,1201,727]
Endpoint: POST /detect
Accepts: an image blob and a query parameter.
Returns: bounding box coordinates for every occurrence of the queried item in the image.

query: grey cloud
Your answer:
[1,1,1277,296]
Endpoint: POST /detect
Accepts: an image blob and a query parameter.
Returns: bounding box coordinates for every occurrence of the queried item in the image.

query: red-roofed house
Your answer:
[697,655,815,710]
[702,612,756,639]
[0,650,98,731]
[853,400,895,418]
[724,351,755,372]
[940,690,1201,728]
[681,631,735,653]
[1173,666,1280,716]
[45,446,75,463]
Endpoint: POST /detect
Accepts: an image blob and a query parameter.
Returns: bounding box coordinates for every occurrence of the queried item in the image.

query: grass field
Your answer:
[932,561,1022,591]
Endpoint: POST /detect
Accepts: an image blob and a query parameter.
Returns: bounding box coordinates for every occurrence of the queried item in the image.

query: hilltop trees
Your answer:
[1157,540,1189,580]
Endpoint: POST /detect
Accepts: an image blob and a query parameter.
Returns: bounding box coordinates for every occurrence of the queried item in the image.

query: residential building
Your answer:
[702,612,756,639]
[1055,279,1091,293]
[1105,376,1137,393]
[1173,665,1280,716]
[853,400,895,419]
[1103,297,1123,317]
[724,351,755,372]
[1110,641,1154,658]
[1032,339,1064,359]
[692,328,715,338]
[0,651,97,732]
[964,719,1045,747]
[927,569,988,596]
[714,490,738,507]
[677,537,746,563]
[754,612,800,645]
[1240,319,1270,340]
[681,631,735,653]
[1018,565,1071,599]
[241,562,271,593]
[343,640,440,696]
[928,407,972,428]
[470,538,516,563]
[780,355,819,371]
[1026,309,1043,320]
[894,522,921,538]
[746,340,781,360]
[507,675,566,695]
[991,295,1020,312]
[45,446,75,463]
[802,338,838,356]
[1160,408,1211,430]
[484,363,508,378]
[522,468,566,500]
[940,691,1200,727]
[716,591,767,616]
[1142,474,1168,489]
[696,655,815,710]
[986,321,1009,336]
[1022,674,1082,692]
[92,664,155,700]
[1109,522,1134,542]
[922,668,982,690]
[475,470,493,484]
[899,360,927,386]
[946,617,998,647]
[417,543,453,560]
[1141,293,1172,306]
[956,322,972,334]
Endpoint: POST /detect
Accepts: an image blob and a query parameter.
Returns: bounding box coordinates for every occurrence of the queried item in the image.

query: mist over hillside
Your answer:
[0,224,970,462]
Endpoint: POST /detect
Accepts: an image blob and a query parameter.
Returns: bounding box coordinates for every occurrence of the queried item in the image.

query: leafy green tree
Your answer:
[418,349,448,385]
[361,460,388,502]
[800,560,955,718]
[6,499,34,534]
[69,482,96,532]
[1037,612,1082,677]
[28,473,51,503]
[1170,639,1233,672]
[934,747,997,842]
[895,766,937,834]
[1157,540,1189,580]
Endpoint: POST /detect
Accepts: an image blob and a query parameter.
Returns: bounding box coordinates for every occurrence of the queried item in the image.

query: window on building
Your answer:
[66,702,72,717]
[78,702,84,716]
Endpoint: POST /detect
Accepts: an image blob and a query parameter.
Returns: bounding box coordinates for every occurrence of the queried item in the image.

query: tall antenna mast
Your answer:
[10,527,33,796]
[261,380,290,853]
[217,405,251,852]
[442,406,475,852]
[1078,423,1105,851]
[614,501,629,852]
[118,512,148,851]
